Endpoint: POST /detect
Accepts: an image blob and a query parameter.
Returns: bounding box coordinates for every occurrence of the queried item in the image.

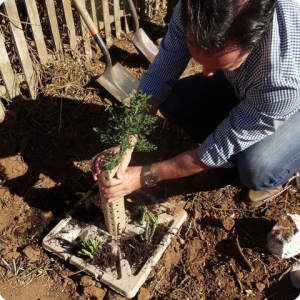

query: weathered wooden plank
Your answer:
[155,0,159,11]
[0,33,20,100]
[147,0,152,18]
[113,0,121,38]
[3,0,36,99]
[0,99,5,123]
[89,0,98,25]
[96,0,104,32]
[44,0,63,55]
[102,0,112,45]
[79,0,92,60]
[61,0,77,52]
[0,86,7,97]
[24,0,49,64]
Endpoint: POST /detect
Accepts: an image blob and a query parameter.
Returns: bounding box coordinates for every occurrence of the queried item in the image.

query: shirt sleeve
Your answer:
[197,82,300,168]
[138,1,191,102]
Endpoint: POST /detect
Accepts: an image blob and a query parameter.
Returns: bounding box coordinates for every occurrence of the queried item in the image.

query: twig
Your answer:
[292,257,300,262]
[236,236,254,272]
[193,219,204,240]
[149,266,165,286]
[229,264,243,293]
[66,268,87,277]
[23,274,44,288]
[278,262,297,281]
[193,194,216,212]
[177,275,190,288]
[184,220,193,238]
[151,270,166,297]
[0,12,40,26]
[258,259,270,288]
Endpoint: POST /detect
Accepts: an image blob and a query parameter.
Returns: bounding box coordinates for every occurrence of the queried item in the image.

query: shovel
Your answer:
[126,0,159,63]
[71,0,139,105]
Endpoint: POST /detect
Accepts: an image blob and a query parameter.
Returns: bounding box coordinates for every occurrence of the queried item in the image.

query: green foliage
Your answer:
[127,196,159,242]
[94,91,157,171]
[78,237,105,259]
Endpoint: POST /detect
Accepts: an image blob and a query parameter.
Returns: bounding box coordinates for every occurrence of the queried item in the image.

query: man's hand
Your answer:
[100,166,142,202]
[91,146,134,181]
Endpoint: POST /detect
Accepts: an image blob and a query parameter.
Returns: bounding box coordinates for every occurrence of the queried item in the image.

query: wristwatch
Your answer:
[142,165,157,187]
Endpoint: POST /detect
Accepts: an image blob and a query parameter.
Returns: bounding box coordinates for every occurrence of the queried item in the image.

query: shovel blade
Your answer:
[96,62,140,106]
[132,28,159,63]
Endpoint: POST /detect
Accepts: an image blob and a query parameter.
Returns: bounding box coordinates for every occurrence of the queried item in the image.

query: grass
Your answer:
[1,257,43,282]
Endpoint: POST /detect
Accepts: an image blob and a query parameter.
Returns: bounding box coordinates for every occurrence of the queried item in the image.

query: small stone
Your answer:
[237,272,243,279]
[179,238,185,245]
[216,229,228,242]
[0,187,10,198]
[137,287,150,300]
[95,282,102,288]
[221,216,235,231]
[4,251,20,260]
[256,282,265,292]
[82,286,106,299]
[80,275,95,287]
[22,246,40,262]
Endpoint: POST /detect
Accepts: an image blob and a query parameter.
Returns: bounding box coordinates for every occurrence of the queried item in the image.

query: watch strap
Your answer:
[143,164,152,175]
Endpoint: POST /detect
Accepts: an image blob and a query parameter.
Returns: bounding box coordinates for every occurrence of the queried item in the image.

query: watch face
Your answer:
[144,174,157,186]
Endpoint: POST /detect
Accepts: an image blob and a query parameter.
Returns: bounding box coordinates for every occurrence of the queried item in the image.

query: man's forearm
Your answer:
[151,149,211,181]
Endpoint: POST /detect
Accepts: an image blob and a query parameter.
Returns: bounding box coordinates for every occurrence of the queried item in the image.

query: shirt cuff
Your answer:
[196,135,236,168]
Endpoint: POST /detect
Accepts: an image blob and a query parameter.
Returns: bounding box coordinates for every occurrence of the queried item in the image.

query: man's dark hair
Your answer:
[182,0,276,54]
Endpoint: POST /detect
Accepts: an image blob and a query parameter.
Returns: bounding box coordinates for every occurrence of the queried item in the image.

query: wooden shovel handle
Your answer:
[71,0,112,68]
[71,0,97,33]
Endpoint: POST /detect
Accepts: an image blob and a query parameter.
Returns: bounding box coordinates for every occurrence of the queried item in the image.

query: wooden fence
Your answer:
[0,0,165,122]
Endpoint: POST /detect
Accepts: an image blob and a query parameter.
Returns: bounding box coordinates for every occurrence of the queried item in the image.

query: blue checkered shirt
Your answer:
[138,0,300,168]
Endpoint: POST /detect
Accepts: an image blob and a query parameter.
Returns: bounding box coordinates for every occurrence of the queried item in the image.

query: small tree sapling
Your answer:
[93,91,158,235]
[94,91,157,172]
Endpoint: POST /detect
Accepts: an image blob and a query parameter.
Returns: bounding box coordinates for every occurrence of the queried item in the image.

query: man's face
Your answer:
[187,40,250,77]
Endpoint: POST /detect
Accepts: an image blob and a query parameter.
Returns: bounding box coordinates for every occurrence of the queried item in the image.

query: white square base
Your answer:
[42,190,187,298]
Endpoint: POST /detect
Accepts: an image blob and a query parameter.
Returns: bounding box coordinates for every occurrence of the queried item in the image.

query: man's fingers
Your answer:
[91,154,106,180]
[101,178,121,188]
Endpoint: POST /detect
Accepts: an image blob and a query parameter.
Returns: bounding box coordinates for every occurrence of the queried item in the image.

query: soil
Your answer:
[1,2,300,300]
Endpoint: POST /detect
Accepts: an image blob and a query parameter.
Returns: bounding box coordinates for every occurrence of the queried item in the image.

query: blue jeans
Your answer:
[160,72,300,190]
